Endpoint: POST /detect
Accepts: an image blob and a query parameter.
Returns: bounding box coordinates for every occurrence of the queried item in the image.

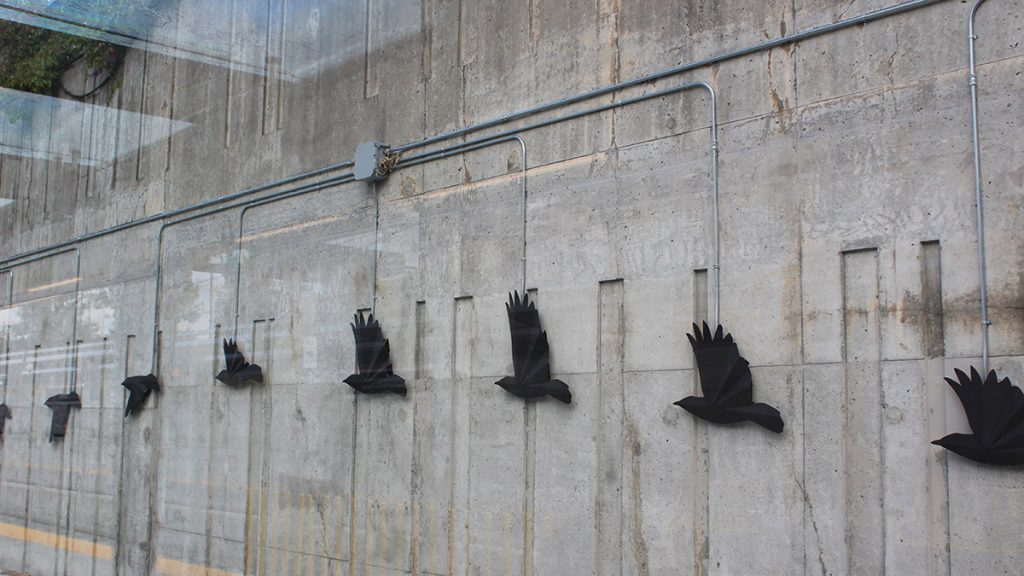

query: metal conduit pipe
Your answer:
[232,137,527,328]
[391,0,944,155]
[394,136,529,294]
[151,172,358,374]
[0,162,352,270]
[968,0,991,373]
[232,175,359,338]
[0,248,82,391]
[371,182,380,314]
[0,0,945,270]
[396,83,719,323]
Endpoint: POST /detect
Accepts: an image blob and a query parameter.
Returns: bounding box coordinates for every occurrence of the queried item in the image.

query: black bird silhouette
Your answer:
[343,311,406,396]
[932,367,1024,466]
[121,374,160,417]
[0,402,10,442]
[216,338,263,386]
[44,391,81,442]
[495,291,571,403]
[674,322,784,433]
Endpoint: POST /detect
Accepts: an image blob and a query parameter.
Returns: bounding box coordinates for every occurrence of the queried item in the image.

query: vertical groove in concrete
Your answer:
[841,248,883,575]
[595,279,624,576]
[56,340,76,576]
[415,301,426,381]
[114,334,133,576]
[920,240,950,576]
[420,0,432,81]
[205,324,222,571]
[144,329,161,575]
[410,300,426,575]
[363,0,378,99]
[89,337,110,576]
[135,52,151,180]
[144,328,163,576]
[224,0,240,150]
[262,0,286,135]
[691,269,709,576]
[449,296,473,576]
[245,319,270,576]
[21,345,40,571]
[349,308,368,576]
[522,289,538,576]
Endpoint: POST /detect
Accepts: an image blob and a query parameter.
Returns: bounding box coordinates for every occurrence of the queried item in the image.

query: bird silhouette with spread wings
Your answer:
[932,367,1024,466]
[495,291,571,404]
[121,374,159,417]
[343,311,406,396]
[674,322,783,433]
[216,338,263,386]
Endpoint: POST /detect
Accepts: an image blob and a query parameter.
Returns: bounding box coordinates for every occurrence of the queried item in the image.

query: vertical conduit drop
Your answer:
[145,79,717,382]
[391,136,528,293]
[371,182,380,314]
[0,248,82,392]
[391,80,718,303]
[968,0,991,373]
[232,176,358,333]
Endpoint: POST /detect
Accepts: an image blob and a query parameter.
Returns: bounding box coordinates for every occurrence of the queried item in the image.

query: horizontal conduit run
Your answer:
[0,0,946,269]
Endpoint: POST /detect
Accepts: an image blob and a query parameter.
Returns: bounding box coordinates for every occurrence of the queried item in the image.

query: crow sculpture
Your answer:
[121,374,160,417]
[216,338,263,386]
[674,322,783,433]
[495,291,571,404]
[44,392,81,442]
[932,367,1024,466]
[0,403,10,442]
[343,311,406,396]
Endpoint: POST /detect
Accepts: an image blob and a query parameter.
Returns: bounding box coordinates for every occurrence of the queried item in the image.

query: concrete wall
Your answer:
[0,0,1023,574]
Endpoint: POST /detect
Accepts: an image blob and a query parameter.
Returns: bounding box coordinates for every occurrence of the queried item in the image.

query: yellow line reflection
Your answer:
[0,521,113,560]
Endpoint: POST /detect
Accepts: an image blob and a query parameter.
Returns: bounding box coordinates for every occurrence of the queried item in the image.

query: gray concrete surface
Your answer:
[0,0,1022,574]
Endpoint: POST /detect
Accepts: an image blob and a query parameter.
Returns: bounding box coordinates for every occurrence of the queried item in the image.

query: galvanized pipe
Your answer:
[371,182,380,314]
[968,0,991,373]
[0,161,353,270]
[394,136,529,294]
[395,82,716,317]
[150,173,359,373]
[0,248,81,391]
[391,0,944,155]
[232,175,359,338]
[0,0,945,270]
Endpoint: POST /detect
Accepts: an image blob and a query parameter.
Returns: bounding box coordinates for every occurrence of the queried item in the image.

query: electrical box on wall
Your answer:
[354,141,390,181]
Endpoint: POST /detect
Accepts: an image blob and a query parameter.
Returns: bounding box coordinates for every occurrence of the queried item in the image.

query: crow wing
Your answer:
[687,322,753,408]
[506,291,552,386]
[45,392,81,409]
[351,312,395,377]
[946,368,1024,449]
[121,374,159,417]
[223,338,248,374]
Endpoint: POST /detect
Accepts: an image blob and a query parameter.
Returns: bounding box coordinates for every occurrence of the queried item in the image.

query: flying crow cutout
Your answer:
[122,374,160,417]
[216,338,263,386]
[44,392,81,442]
[675,322,783,433]
[0,403,10,442]
[496,291,571,404]
[932,367,1024,466]
[343,311,406,396]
